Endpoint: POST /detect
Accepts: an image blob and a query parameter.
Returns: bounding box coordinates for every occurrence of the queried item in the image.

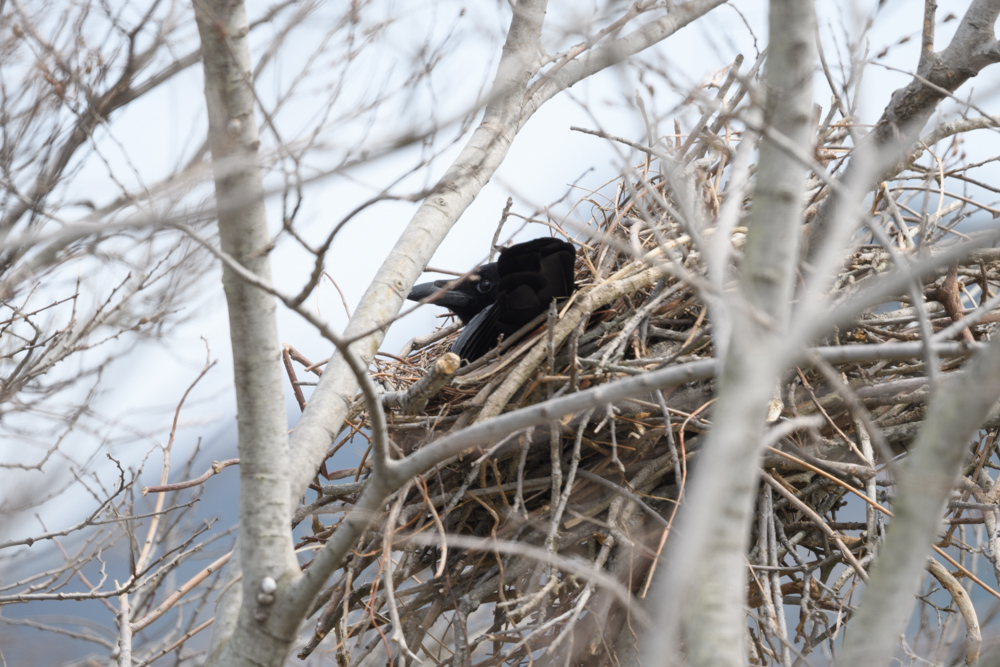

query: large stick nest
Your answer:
[289,145,1000,665]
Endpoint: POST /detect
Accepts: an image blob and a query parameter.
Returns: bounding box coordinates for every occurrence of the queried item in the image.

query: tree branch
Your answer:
[192,0,298,662]
[837,335,1000,666]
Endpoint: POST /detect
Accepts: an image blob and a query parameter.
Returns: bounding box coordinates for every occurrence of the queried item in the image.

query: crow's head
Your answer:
[406,263,500,324]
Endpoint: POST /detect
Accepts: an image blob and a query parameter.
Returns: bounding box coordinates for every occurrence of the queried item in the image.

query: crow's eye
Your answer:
[476,279,494,294]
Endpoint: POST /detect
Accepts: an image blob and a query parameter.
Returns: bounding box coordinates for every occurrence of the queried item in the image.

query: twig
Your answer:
[143,460,240,495]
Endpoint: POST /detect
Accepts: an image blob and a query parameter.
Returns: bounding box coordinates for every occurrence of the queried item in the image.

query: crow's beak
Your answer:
[407,280,476,310]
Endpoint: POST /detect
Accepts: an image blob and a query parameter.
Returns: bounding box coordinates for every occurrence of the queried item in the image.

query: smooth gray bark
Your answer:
[647,1,817,664]
[192,0,299,664]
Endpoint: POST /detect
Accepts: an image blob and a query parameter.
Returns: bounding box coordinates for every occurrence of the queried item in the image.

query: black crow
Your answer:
[407,238,576,361]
